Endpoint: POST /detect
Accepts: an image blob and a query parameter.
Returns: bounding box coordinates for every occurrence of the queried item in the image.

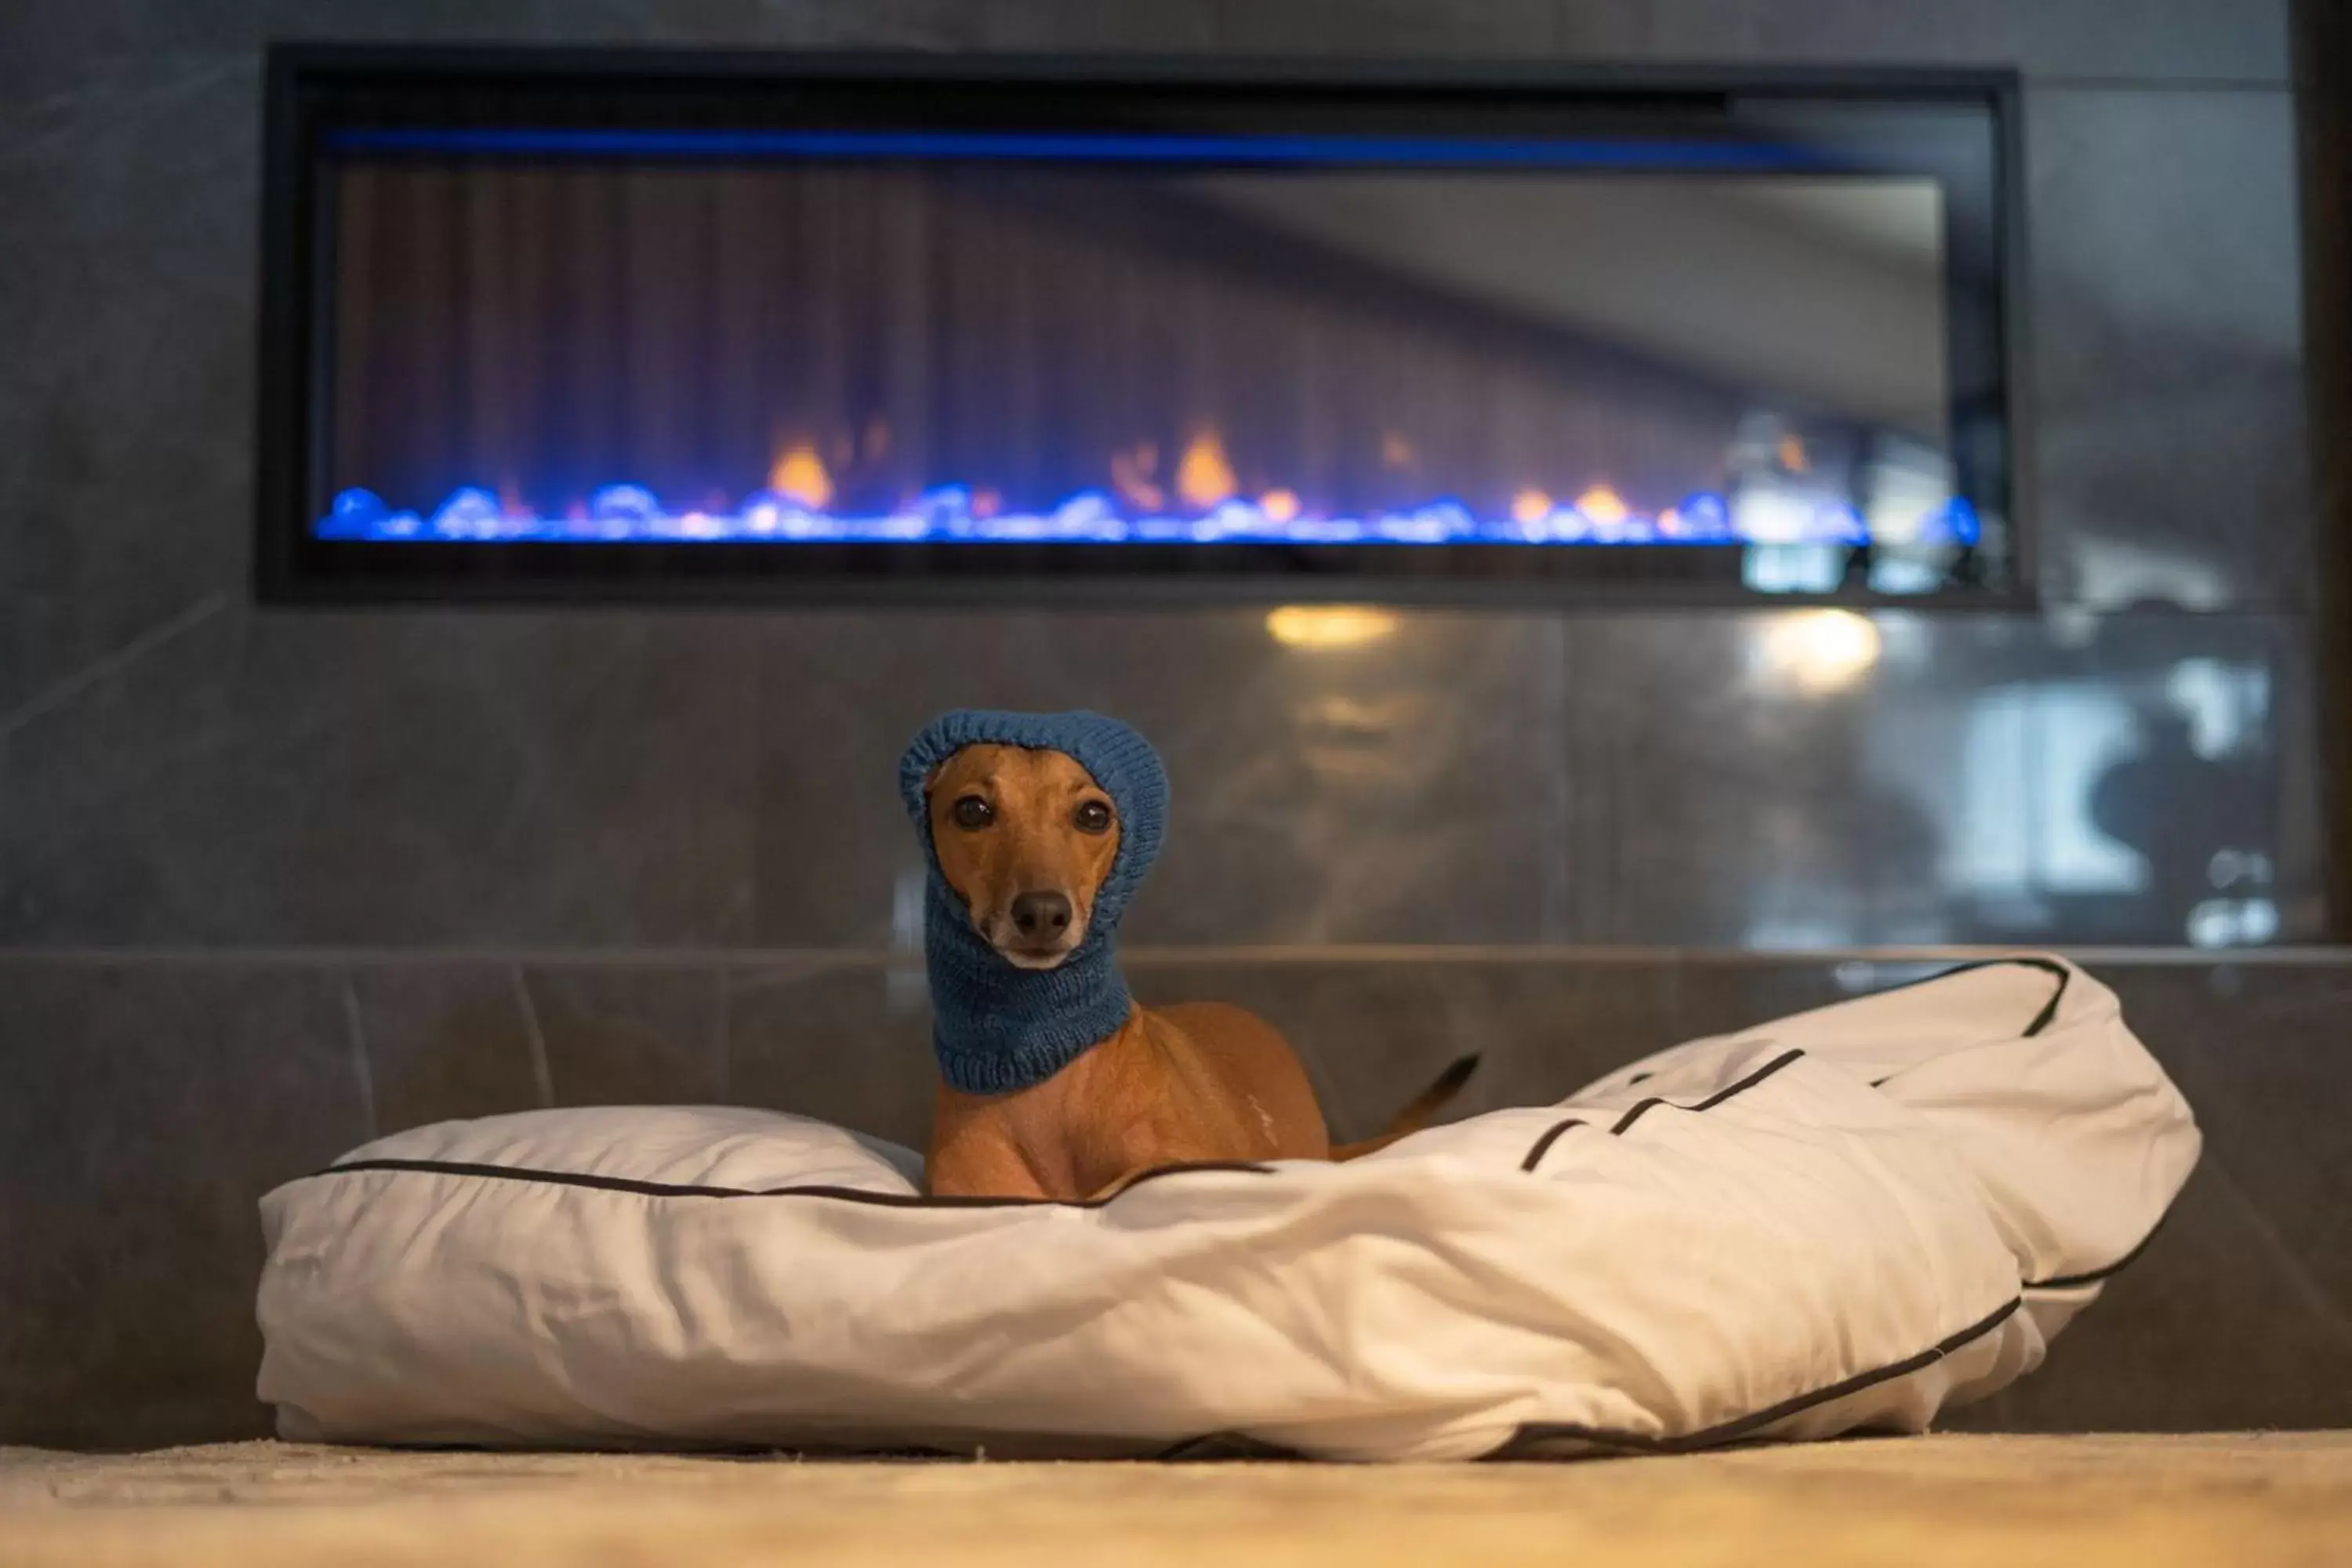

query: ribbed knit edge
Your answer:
[898,710,1169,1096]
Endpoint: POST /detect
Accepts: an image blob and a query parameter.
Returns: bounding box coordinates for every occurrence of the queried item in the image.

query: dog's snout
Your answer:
[1010,890,1073,941]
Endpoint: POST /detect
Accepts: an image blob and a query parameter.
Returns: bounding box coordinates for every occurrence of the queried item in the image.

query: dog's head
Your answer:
[901,710,1168,973]
[922,743,1120,970]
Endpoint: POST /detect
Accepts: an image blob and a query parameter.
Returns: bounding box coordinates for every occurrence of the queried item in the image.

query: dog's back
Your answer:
[1143,1000,1334,1161]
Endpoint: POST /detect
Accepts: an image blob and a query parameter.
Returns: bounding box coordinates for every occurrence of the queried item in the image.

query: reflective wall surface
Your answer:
[0,4,2320,953]
[0,604,2321,949]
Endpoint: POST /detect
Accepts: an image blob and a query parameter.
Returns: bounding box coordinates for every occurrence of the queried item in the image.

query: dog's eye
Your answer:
[951,795,993,830]
[1073,800,1112,834]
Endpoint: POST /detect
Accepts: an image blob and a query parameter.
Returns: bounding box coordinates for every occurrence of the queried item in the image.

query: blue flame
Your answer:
[324,126,1846,173]
[319,483,1982,552]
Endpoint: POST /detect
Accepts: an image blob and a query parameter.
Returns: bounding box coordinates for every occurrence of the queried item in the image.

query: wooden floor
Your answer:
[3,1433,2347,1566]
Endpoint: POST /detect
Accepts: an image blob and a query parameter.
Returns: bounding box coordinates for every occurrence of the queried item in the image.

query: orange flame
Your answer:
[1259,488,1301,524]
[1176,431,1237,510]
[1380,432,1416,470]
[1777,434,1809,474]
[770,444,833,510]
[1509,488,1552,525]
[1110,445,1165,513]
[1575,485,1629,525]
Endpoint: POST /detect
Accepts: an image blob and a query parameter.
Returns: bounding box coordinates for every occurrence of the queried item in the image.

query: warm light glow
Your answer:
[1175,431,1238,510]
[1380,431,1417,469]
[1259,488,1301,523]
[770,444,833,510]
[1778,434,1810,474]
[1574,485,1628,525]
[1510,488,1552,525]
[1266,604,1399,650]
[863,416,891,459]
[1759,610,1881,695]
[1109,444,1165,513]
[971,488,1002,519]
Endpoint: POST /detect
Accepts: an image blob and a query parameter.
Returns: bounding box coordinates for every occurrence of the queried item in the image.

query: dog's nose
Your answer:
[1010,890,1073,941]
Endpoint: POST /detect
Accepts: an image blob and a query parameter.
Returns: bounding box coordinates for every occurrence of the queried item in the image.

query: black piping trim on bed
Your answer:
[2021,1212,2171,1291]
[1485,1295,2025,1460]
[1516,1120,1587,1173]
[1516,1047,1807,1173]
[1605,1047,1808,1137]
[313,1155,1279,1210]
[1161,1221,2164,1461]
[1614,956,2075,1098]
[1864,956,2073,1037]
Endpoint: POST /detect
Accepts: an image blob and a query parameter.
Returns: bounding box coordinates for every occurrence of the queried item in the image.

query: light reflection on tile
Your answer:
[750,604,2318,955]
[1557,611,2318,949]
[750,608,1560,949]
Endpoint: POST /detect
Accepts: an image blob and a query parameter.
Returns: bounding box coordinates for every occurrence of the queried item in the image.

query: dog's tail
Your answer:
[1330,1054,1480,1162]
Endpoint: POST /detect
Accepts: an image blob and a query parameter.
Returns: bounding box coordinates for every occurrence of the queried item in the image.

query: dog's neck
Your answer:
[924,881,1134,1095]
[900,709,1170,1097]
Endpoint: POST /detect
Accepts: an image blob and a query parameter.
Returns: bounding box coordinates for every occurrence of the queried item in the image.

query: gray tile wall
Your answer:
[0,0,2325,952]
[2,0,2342,1449]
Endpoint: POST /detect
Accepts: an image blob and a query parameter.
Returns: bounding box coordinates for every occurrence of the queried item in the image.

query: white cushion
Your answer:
[256,956,2198,1461]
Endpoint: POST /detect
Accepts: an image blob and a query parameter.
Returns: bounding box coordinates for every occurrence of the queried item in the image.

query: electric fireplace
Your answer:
[256,49,2024,604]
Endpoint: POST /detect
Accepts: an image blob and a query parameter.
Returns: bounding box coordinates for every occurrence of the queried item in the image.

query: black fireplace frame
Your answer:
[254,44,2031,608]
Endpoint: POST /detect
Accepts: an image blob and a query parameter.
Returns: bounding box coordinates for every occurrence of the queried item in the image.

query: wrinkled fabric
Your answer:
[256,957,2199,1461]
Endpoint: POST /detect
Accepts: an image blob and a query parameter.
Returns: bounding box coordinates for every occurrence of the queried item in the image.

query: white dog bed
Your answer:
[255,956,2197,1461]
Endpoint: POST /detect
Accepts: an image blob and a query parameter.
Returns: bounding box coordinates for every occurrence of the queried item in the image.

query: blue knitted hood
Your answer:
[899,710,1170,1094]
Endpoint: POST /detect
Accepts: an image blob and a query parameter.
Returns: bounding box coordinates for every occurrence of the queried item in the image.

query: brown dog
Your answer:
[920,741,1473,1200]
